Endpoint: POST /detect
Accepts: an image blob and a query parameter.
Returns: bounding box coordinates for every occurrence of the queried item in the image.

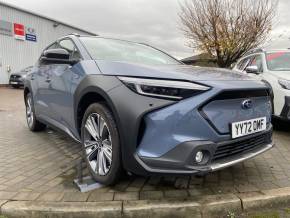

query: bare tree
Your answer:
[179,0,278,68]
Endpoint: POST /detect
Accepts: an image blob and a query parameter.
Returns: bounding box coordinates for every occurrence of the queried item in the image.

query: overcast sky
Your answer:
[2,0,290,59]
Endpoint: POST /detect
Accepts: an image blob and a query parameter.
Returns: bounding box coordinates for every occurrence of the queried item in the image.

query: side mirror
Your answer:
[41,49,77,65]
[245,66,259,74]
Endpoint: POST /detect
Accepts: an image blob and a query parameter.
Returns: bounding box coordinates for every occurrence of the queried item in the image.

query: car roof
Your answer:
[63,34,148,46]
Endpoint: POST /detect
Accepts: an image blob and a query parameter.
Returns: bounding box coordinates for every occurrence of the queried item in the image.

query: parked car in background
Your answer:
[9,66,33,88]
[24,35,273,185]
[233,49,290,121]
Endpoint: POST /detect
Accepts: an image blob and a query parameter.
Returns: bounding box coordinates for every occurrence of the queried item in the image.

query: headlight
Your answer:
[278,79,290,90]
[118,76,210,100]
[21,74,27,79]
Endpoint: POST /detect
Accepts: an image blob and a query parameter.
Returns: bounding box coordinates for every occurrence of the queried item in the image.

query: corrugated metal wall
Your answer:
[0,4,93,84]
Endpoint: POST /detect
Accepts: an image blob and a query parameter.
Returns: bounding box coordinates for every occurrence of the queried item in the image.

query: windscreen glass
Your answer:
[80,37,181,65]
[266,51,290,71]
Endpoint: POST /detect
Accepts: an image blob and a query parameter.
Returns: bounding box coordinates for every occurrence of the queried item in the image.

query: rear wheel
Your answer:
[25,93,46,131]
[81,103,122,185]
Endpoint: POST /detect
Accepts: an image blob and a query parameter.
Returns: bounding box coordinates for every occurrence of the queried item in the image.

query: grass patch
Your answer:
[249,211,280,218]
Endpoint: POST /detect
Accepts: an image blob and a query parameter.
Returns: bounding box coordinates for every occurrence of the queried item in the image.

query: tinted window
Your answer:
[266,52,290,71]
[80,37,180,65]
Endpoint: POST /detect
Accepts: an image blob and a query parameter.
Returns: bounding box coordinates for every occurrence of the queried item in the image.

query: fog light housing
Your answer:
[195,151,204,163]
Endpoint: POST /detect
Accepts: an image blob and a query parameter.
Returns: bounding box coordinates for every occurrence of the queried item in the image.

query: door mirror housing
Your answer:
[245,66,259,74]
[41,49,78,65]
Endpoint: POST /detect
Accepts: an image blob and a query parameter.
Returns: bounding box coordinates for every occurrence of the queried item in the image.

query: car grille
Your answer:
[210,89,270,101]
[213,132,272,161]
[10,75,21,80]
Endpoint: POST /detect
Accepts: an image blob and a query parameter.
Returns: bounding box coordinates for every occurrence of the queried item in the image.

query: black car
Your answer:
[9,66,33,88]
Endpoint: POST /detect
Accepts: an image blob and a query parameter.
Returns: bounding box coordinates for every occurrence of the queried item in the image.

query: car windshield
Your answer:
[80,37,181,65]
[266,51,290,71]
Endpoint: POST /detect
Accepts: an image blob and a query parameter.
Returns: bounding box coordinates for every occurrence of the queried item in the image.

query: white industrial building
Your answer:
[0,1,95,85]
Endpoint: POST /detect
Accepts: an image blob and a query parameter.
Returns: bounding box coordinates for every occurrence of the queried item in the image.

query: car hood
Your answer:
[95,60,256,81]
[268,71,290,80]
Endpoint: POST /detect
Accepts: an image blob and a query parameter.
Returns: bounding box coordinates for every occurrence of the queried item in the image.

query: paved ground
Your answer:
[0,87,290,203]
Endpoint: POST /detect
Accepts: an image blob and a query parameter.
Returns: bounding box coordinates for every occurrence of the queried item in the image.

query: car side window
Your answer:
[46,42,58,50]
[38,42,58,66]
[237,57,251,71]
[247,55,263,72]
[58,39,81,60]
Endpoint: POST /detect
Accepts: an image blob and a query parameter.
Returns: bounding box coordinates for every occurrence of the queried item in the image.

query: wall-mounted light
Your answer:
[53,22,59,28]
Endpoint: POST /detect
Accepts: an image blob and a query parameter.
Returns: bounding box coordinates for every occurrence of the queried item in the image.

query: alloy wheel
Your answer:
[26,96,34,128]
[83,113,113,176]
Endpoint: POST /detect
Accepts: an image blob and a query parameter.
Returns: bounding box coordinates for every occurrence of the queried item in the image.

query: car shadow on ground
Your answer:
[272,118,290,132]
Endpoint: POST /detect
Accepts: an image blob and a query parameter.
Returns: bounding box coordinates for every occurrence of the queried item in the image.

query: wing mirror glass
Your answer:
[245,66,259,74]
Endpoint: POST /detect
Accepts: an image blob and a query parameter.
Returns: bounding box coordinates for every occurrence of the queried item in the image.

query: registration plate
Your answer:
[10,82,18,84]
[231,117,266,139]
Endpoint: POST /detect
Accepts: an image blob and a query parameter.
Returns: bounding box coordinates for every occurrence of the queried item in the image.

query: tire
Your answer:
[270,92,274,115]
[272,116,290,131]
[81,103,122,185]
[25,93,46,131]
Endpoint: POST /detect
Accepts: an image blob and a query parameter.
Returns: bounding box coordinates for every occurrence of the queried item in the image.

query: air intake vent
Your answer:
[213,132,271,161]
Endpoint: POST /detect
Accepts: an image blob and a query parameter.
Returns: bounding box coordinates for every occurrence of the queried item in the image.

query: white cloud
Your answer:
[2,0,289,58]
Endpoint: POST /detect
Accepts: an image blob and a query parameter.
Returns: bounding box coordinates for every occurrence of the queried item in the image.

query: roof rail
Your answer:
[68,33,81,37]
[68,33,99,37]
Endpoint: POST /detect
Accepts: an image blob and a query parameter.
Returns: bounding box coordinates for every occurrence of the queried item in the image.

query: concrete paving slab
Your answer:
[238,190,290,211]
[1,201,122,218]
[123,200,201,218]
[198,194,242,217]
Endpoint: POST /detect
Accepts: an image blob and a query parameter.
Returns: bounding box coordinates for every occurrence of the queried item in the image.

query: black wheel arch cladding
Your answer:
[73,74,175,175]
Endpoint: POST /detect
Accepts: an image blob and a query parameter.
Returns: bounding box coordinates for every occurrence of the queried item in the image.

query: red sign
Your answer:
[14,23,25,40]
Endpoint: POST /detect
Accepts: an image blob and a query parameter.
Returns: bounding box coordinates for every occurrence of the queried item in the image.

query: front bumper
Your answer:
[9,77,24,86]
[210,142,273,171]
[107,79,272,176]
[136,129,273,174]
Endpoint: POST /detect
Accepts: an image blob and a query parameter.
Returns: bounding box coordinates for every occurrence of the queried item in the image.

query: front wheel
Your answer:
[81,103,122,185]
